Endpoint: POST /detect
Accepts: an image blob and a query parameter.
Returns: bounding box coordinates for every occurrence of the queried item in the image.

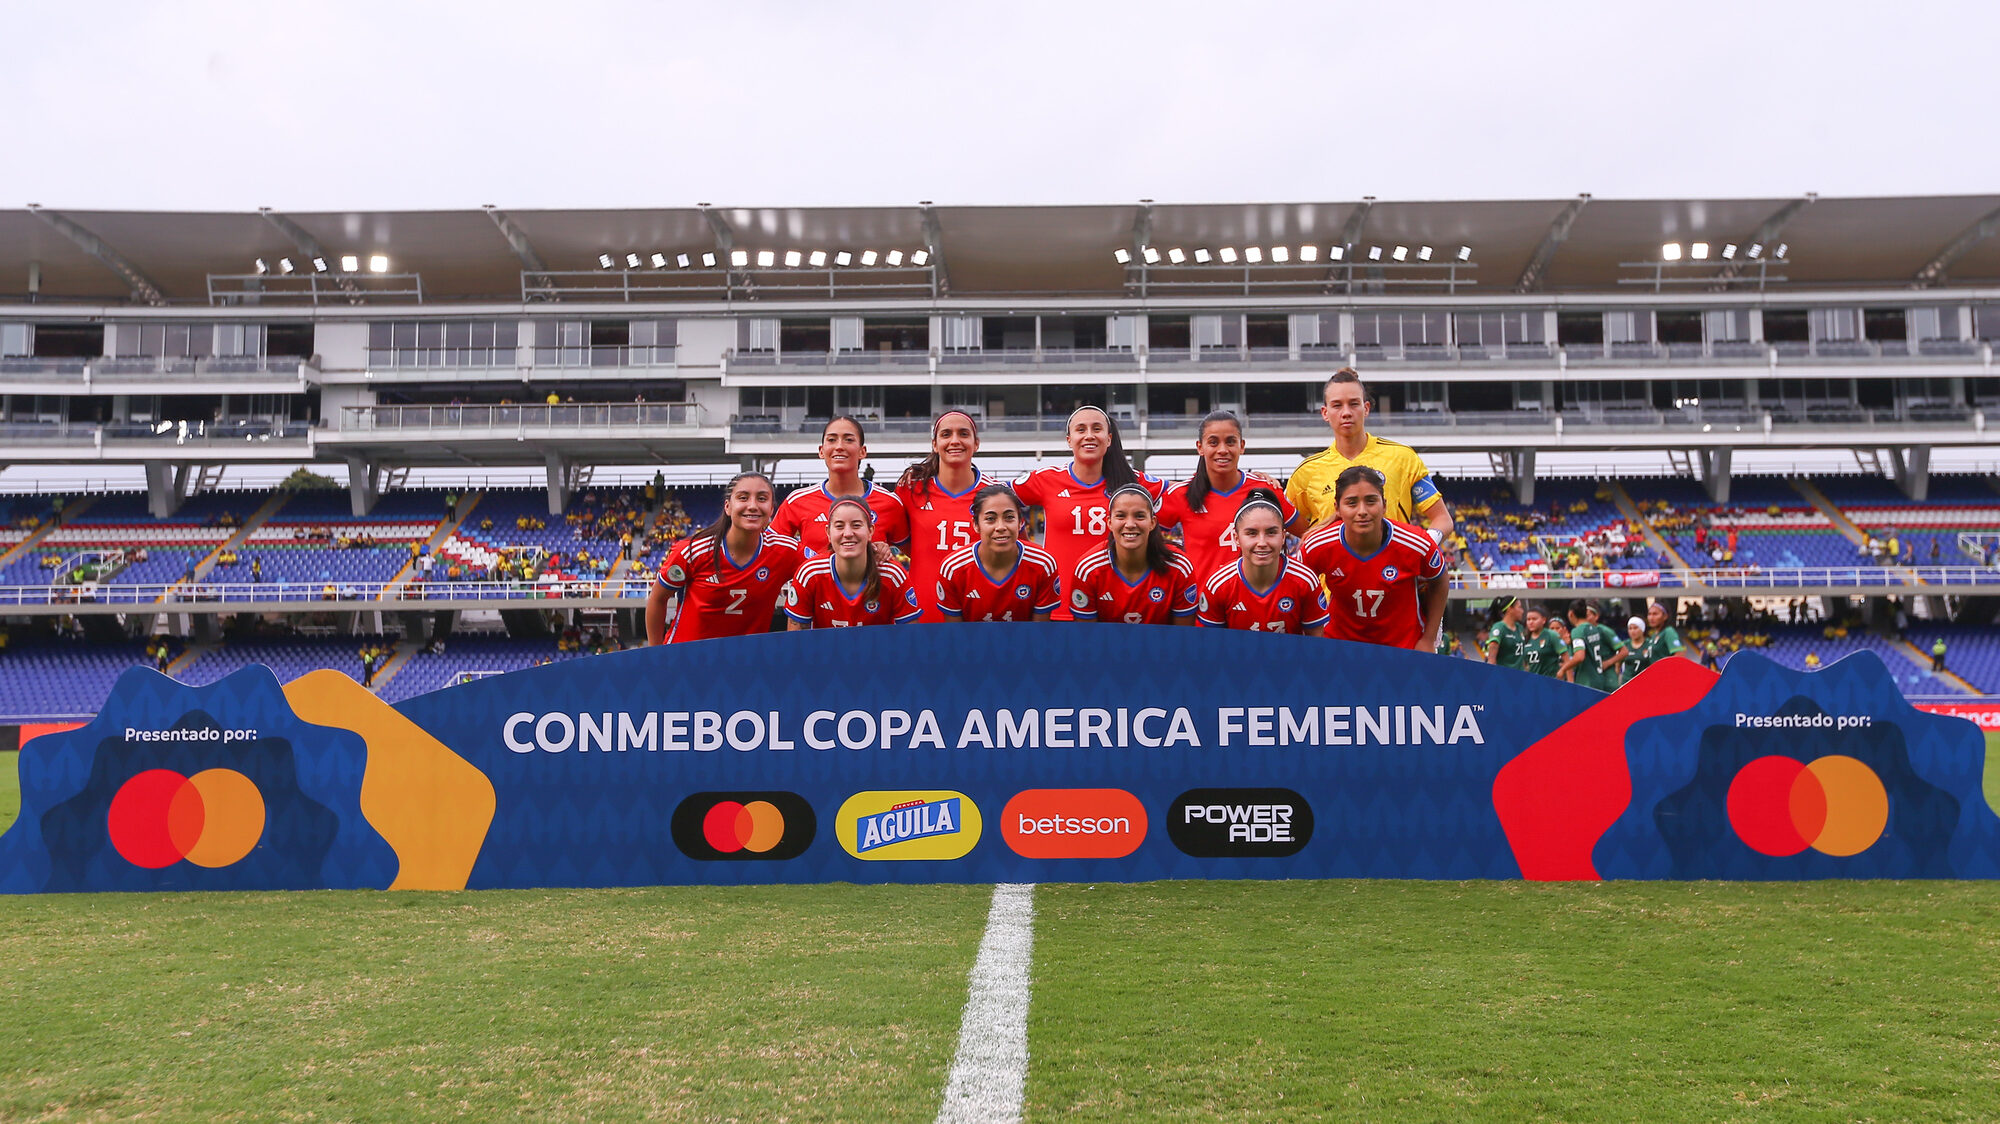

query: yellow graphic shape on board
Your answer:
[283,670,496,890]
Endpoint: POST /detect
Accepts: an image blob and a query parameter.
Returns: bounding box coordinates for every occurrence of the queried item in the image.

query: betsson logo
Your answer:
[671,792,816,861]
[1166,788,1314,858]
[1001,789,1147,859]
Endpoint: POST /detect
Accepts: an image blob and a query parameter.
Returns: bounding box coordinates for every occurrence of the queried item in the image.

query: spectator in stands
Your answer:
[546,392,561,406]
[251,556,262,581]
[1929,538,1941,563]
[1932,637,1948,673]
[1805,651,1822,670]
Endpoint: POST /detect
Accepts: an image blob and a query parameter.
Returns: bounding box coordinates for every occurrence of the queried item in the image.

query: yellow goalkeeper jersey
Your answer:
[1285,434,1445,529]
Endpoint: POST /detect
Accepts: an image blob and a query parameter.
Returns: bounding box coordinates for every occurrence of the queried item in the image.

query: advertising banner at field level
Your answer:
[0,628,1990,893]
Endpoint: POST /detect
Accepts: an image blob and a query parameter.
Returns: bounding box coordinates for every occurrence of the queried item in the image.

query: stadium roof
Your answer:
[6,194,2000,305]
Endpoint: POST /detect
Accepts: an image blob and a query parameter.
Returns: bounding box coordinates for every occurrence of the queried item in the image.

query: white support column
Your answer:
[344,456,378,517]
[546,452,569,516]
[1700,448,1733,504]
[1890,446,1931,501]
[1508,450,1537,506]
[144,461,181,519]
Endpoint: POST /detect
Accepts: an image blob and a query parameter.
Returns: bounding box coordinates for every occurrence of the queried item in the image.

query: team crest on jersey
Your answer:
[1016,584,1031,599]
[756,567,771,581]
[666,563,686,583]
[1381,565,1399,582]
[1071,589,1091,610]
[1278,597,1295,612]
[1148,588,1165,602]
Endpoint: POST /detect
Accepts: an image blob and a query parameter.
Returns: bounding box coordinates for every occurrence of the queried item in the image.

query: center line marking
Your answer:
[936,882,1036,1124]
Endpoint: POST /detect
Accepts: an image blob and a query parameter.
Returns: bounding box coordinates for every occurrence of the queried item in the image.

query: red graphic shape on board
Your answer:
[1491,658,1720,881]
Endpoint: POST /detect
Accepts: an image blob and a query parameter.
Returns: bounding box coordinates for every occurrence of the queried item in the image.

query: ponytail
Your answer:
[1185,410,1244,514]
[896,410,979,501]
[700,470,775,578]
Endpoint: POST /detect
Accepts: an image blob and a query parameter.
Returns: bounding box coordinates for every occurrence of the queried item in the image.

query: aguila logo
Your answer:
[835,790,983,860]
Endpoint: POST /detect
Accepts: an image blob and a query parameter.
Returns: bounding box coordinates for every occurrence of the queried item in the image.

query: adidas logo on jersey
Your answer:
[820,601,834,610]
[1329,568,1345,578]
[815,513,828,522]
[1057,489,1071,498]
[1233,602,1248,612]
[920,502,934,511]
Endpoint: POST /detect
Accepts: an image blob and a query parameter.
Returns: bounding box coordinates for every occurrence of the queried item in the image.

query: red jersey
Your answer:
[1297,519,1447,649]
[782,557,922,628]
[658,530,805,643]
[1156,473,1298,580]
[1069,547,1199,624]
[1197,560,1330,634]
[770,481,911,559]
[936,542,1061,622]
[1012,464,1165,620]
[896,468,989,623]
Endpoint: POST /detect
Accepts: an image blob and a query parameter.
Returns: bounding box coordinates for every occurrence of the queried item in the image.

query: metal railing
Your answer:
[337,402,704,435]
[0,355,312,383]
[522,265,938,303]
[206,272,425,306]
[0,419,312,446]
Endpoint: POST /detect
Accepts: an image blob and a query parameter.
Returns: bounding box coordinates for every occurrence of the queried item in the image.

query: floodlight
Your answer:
[368,255,389,273]
[1142,247,1161,264]
[677,253,692,268]
[911,249,930,266]
[1167,248,1186,264]
[1271,246,1290,263]
[651,253,668,268]
[1661,243,1682,261]
[1416,246,1432,262]
[1245,246,1264,263]
[1774,243,1788,258]
[861,250,878,265]
[341,255,360,272]
[835,251,853,266]
[730,250,749,267]
[1329,246,1345,261]
[1747,243,1763,259]
[1367,246,1382,261]
[1114,248,1132,264]
[1218,247,1238,263]
[756,250,775,267]
[784,250,803,267]
[1298,245,1318,262]
[279,258,294,274]
[809,250,828,267]
[1391,245,1408,262]
[1690,242,1710,260]
[702,252,718,267]
[1457,245,1472,261]
[1193,248,1212,263]
[254,259,268,274]
[887,250,904,266]
[312,257,327,272]
[626,253,642,268]
[598,254,614,269]
[1722,244,1737,259]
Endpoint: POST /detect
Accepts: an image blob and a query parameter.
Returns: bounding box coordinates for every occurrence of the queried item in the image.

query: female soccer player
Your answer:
[1197,487,1328,635]
[771,415,910,557]
[1298,465,1449,651]
[647,471,804,644]
[936,484,1061,622]
[895,410,988,622]
[1157,411,1304,579]
[1013,406,1163,619]
[783,497,922,629]
[1069,484,1199,625]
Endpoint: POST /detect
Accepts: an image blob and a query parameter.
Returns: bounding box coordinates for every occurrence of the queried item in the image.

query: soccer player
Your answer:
[1070,484,1199,625]
[1518,605,1568,677]
[1156,411,1304,579]
[1559,600,1620,691]
[1642,600,1687,667]
[1297,465,1448,651]
[895,410,989,622]
[771,416,910,557]
[937,484,1061,623]
[1608,615,1650,683]
[1197,488,1328,636]
[782,497,921,629]
[647,471,804,644]
[1013,406,1163,619]
[1285,369,1453,543]
[1485,596,1526,668]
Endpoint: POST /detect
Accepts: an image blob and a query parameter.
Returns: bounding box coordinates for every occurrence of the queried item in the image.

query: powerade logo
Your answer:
[671,792,815,861]
[1167,788,1313,858]
[1002,789,1146,859]
[835,790,983,860]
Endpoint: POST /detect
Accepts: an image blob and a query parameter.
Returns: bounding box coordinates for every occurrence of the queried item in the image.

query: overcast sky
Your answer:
[6,0,1997,212]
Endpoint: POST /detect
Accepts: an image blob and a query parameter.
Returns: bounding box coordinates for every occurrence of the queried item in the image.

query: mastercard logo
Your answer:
[671,791,815,861]
[107,768,266,869]
[1726,755,1889,858]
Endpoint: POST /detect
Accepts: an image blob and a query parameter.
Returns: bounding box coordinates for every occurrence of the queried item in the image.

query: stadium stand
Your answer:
[1902,624,2000,695]
[1706,623,1970,696]
[1443,477,1668,574]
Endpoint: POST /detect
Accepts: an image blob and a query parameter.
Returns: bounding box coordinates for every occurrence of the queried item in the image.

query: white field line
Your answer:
[936,883,1036,1124]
